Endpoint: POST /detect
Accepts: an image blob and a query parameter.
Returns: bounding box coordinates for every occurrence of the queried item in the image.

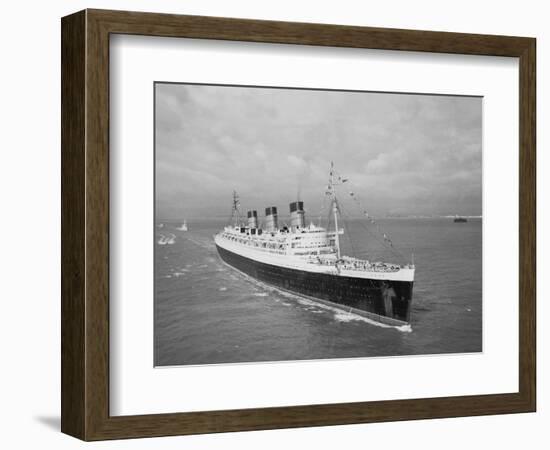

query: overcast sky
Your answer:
[155,83,481,221]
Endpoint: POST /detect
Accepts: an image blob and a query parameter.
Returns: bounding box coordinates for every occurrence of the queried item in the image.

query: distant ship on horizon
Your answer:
[453,215,468,223]
[214,163,415,326]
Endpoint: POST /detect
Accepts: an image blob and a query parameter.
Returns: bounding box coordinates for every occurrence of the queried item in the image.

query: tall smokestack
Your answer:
[265,206,278,232]
[247,210,258,228]
[289,201,306,230]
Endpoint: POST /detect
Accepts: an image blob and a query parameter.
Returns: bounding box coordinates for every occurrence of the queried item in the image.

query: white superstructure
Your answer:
[214,221,415,282]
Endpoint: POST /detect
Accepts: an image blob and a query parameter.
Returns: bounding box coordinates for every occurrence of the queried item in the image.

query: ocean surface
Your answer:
[154,218,482,366]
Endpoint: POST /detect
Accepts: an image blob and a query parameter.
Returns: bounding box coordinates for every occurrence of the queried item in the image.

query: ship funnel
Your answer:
[289,201,306,230]
[247,210,258,229]
[265,206,278,232]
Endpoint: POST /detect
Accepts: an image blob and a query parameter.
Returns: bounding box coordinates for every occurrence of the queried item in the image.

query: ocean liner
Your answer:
[214,164,415,326]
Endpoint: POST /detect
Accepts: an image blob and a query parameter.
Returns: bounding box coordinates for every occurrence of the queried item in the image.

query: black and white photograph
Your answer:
[154,82,482,366]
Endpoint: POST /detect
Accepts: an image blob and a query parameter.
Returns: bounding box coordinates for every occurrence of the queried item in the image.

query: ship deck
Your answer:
[215,233,415,283]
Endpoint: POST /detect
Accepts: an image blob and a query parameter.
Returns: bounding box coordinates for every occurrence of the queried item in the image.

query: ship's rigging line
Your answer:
[341,200,406,262]
[335,200,358,259]
[317,193,329,228]
[327,166,407,262]
[327,196,404,262]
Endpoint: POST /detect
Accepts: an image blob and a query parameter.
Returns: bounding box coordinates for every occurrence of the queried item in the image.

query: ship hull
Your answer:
[216,245,413,325]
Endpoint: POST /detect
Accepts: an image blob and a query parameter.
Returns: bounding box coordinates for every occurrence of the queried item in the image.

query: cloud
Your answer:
[155,84,482,219]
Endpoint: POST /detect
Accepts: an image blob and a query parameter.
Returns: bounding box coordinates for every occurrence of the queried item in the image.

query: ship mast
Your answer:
[231,190,240,226]
[329,162,341,259]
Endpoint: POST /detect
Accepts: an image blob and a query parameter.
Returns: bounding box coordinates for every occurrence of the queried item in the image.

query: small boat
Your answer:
[157,234,167,245]
[166,234,176,245]
[453,215,468,223]
[177,220,188,231]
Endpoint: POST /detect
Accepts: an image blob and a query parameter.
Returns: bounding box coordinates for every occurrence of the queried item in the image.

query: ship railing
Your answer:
[307,257,402,273]
[339,263,400,273]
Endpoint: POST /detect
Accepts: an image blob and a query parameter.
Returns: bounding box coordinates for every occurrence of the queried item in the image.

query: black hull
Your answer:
[216,245,413,325]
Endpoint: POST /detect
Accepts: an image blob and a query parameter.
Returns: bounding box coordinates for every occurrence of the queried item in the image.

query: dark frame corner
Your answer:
[61,8,536,441]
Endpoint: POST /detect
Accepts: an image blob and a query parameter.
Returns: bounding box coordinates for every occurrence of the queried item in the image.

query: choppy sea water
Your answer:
[154,218,482,366]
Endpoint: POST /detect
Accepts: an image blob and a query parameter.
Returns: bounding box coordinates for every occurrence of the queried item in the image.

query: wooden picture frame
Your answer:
[61,9,536,441]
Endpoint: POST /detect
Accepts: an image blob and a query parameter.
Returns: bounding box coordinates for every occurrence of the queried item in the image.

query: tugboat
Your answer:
[214,163,415,326]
